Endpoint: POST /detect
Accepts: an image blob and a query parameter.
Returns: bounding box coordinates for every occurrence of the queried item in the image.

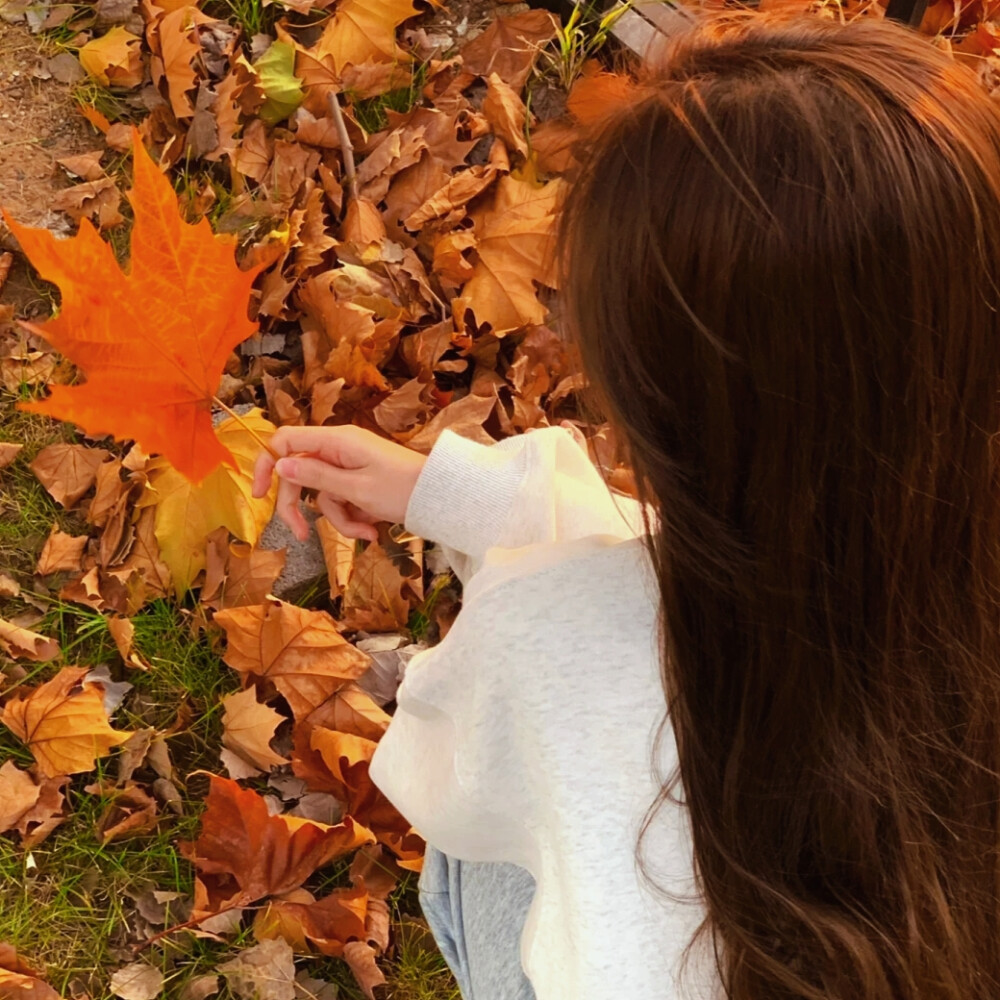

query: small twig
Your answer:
[327,91,359,203]
[131,902,251,953]
[212,395,279,460]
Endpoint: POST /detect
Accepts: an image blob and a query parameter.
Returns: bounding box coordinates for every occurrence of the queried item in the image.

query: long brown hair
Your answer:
[559,11,1000,999]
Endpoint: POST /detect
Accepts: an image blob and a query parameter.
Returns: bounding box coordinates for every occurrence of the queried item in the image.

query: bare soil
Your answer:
[0,20,97,313]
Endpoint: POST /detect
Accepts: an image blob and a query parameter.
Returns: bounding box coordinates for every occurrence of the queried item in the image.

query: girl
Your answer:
[252,11,1000,999]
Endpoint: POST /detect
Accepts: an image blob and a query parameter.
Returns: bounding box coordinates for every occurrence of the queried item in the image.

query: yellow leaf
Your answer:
[79,26,144,89]
[1,666,132,778]
[221,687,288,773]
[137,409,278,595]
[314,0,419,73]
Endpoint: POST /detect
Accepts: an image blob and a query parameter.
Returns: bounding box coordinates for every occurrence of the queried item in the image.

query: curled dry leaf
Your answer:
[0,760,42,835]
[200,531,287,611]
[0,618,60,662]
[253,885,368,957]
[1,666,132,778]
[29,443,110,509]
[220,687,288,773]
[0,442,23,469]
[483,72,530,158]
[0,763,69,848]
[35,524,88,576]
[91,781,160,843]
[0,942,62,1000]
[214,597,371,720]
[179,774,376,918]
[78,26,144,88]
[342,940,385,1000]
[107,617,151,671]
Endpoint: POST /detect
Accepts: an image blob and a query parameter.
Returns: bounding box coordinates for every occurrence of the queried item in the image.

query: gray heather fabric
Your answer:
[419,844,538,1000]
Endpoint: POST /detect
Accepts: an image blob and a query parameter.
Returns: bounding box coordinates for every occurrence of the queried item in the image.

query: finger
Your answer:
[318,494,379,542]
[274,455,359,499]
[343,500,380,526]
[269,424,367,469]
[275,475,311,542]
[252,449,276,499]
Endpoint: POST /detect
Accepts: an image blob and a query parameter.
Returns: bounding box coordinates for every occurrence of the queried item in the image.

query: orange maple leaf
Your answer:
[1,131,263,483]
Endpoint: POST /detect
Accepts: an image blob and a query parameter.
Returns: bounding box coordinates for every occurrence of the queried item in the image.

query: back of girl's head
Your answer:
[561,11,1000,1000]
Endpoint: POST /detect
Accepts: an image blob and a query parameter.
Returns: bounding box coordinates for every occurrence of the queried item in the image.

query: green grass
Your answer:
[203,0,281,40]
[350,63,429,135]
[0,391,458,998]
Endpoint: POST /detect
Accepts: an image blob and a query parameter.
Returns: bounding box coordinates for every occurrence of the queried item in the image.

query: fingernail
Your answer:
[275,458,298,480]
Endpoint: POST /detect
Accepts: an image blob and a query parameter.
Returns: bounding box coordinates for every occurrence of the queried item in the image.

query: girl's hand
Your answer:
[252,424,428,543]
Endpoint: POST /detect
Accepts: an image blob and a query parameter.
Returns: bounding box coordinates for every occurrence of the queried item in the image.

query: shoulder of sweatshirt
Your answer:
[462,531,657,607]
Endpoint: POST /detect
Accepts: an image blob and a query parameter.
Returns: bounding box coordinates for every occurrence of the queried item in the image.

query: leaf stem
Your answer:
[212,395,280,459]
[328,91,359,203]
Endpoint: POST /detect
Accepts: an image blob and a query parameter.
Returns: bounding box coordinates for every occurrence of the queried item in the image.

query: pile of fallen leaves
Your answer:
[3,0,1000,994]
[0,0,640,994]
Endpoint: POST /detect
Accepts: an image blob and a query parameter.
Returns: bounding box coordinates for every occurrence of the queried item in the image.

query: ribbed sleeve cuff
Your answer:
[403,429,529,555]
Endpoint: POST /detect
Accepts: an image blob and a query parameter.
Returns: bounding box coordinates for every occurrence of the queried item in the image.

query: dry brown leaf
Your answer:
[372,375,434,435]
[30,443,111,508]
[221,687,288,773]
[35,524,88,576]
[214,598,371,719]
[459,9,559,91]
[0,761,41,835]
[304,683,390,743]
[200,531,287,611]
[0,943,62,1000]
[342,940,386,1000]
[92,782,160,843]
[253,885,368,957]
[57,150,106,182]
[313,0,419,72]
[79,25,143,88]
[453,172,565,335]
[107,616,151,670]
[1,666,132,778]
[0,619,60,662]
[0,442,24,469]
[109,961,163,1000]
[180,774,376,917]
[483,72,530,158]
[155,5,214,118]
[217,939,296,1000]
[0,574,20,599]
[405,390,498,454]
[339,537,415,632]
[315,518,354,601]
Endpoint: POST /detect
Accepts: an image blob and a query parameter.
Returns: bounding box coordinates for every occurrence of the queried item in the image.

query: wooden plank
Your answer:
[567,0,697,57]
[633,0,697,36]
[607,5,663,56]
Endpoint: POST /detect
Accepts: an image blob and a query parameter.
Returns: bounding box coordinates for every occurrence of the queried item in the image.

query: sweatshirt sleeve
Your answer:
[403,426,653,585]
